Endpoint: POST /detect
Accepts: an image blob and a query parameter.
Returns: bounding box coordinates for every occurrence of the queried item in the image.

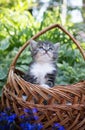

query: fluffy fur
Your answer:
[24,40,59,88]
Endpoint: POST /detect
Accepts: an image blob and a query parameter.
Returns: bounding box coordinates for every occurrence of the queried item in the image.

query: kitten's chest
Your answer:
[30,63,55,78]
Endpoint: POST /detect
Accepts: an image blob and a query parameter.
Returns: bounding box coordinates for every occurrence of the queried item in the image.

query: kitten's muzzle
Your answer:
[45,50,48,53]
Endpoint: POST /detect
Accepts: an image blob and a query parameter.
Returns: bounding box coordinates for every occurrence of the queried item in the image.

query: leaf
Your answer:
[0,38,10,50]
[0,67,7,80]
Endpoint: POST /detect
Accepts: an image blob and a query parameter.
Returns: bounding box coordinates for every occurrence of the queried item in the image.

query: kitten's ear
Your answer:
[30,40,38,50]
[54,43,60,51]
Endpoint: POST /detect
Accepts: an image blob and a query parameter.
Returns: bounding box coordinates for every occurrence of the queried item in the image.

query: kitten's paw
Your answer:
[41,84,50,89]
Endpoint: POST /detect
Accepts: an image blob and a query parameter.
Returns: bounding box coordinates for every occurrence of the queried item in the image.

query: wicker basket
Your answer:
[1,24,85,130]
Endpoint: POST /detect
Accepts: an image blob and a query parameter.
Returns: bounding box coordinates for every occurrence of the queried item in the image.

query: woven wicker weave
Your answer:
[1,24,85,130]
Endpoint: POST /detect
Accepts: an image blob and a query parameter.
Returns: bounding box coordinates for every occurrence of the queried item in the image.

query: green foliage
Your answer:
[0,0,85,93]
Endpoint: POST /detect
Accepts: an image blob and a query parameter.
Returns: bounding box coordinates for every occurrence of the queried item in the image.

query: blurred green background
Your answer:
[0,0,85,95]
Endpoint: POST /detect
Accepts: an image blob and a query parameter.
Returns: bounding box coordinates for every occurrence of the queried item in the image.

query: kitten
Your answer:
[24,40,59,88]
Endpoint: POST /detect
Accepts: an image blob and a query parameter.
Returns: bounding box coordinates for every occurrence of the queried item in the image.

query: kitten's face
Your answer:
[30,40,59,62]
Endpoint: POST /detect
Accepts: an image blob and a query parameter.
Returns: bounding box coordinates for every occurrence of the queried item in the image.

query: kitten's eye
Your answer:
[39,47,43,50]
[49,48,53,51]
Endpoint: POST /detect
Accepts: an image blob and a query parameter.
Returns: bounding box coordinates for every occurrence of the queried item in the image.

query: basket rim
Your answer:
[5,68,85,107]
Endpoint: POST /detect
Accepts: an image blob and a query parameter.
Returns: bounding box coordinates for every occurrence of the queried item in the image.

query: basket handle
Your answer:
[11,24,85,69]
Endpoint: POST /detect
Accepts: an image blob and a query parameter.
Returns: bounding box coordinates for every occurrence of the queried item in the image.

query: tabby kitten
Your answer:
[24,40,59,88]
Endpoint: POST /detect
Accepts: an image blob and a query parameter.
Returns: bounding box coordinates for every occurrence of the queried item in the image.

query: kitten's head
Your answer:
[30,40,59,62]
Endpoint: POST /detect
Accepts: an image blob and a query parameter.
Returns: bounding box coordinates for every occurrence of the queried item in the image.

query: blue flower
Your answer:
[32,108,38,113]
[20,114,26,120]
[7,114,16,124]
[20,122,43,130]
[23,108,38,121]
[0,110,17,130]
[24,108,33,114]
[0,125,9,130]
[0,108,65,130]
[52,123,65,130]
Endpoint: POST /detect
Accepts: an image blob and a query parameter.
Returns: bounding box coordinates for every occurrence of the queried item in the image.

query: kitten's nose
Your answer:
[43,48,48,53]
[45,50,48,53]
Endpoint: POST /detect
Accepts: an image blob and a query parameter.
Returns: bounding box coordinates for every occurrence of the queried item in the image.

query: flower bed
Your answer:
[0,108,65,130]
